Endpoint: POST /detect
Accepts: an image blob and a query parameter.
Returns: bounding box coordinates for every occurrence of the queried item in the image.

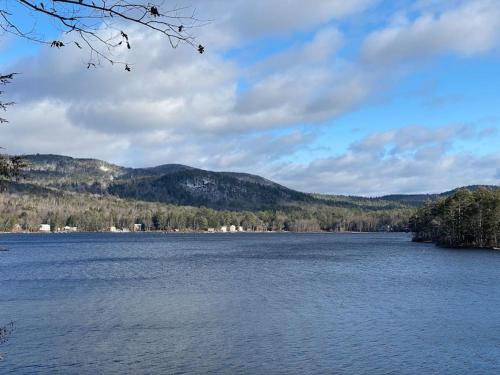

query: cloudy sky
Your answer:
[1,0,499,195]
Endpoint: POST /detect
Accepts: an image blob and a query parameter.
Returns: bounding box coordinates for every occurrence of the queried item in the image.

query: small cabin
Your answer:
[220,226,227,232]
[133,224,142,232]
[238,226,244,232]
[39,224,51,232]
[229,225,237,232]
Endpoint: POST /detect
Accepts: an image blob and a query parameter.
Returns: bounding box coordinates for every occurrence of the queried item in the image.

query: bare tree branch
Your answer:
[0,321,14,361]
[1,1,208,70]
[0,322,14,345]
[0,73,16,124]
[0,74,27,179]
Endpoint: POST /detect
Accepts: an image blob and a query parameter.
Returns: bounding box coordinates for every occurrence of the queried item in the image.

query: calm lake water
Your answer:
[1,232,500,374]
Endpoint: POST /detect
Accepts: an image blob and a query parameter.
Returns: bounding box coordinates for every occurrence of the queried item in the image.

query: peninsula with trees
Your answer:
[411,187,500,249]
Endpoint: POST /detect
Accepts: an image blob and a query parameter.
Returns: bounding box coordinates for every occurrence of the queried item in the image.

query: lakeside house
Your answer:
[39,224,51,232]
[219,225,244,233]
[109,226,130,232]
[133,224,142,232]
[63,226,78,232]
[207,228,216,233]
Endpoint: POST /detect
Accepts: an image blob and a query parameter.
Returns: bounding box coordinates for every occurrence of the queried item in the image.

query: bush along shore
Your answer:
[410,187,500,249]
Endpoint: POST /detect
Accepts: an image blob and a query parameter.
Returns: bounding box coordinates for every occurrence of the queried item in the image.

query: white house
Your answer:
[229,225,237,232]
[220,226,227,232]
[133,224,142,232]
[39,224,51,232]
[238,226,244,232]
[63,226,78,232]
[207,228,215,233]
[110,226,118,232]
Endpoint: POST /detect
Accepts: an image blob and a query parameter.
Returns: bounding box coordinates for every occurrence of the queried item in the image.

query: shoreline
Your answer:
[0,230,408,235]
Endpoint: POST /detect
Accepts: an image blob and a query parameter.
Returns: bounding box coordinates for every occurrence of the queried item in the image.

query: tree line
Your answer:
[0,189,414,233]
[410,188,500,248]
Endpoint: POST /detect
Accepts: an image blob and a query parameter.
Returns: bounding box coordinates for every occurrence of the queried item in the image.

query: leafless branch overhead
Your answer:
[0,1,207,69]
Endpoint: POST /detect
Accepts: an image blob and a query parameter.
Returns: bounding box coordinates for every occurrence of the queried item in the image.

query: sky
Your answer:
[1,0,499,196]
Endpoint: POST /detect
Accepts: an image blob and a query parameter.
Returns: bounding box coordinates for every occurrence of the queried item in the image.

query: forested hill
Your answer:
[379,186,500,207]
[9,154,497,211]
[18,154,314,211]
[11,154,406,211]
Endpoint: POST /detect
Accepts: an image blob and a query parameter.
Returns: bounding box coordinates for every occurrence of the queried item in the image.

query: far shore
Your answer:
[0,230,406,235]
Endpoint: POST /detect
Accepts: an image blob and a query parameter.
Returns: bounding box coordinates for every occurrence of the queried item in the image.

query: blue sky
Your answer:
[1,0,499,195]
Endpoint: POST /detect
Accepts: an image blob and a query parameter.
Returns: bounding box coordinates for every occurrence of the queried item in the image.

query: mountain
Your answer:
[377,194,441,207]
[12,154,498,211]
[17,154,315,210]
[20,154,127,193]
[380,185,500,207]
[108,168,314,210]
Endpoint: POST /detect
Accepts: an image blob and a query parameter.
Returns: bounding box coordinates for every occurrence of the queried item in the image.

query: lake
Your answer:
[1,232,500,374]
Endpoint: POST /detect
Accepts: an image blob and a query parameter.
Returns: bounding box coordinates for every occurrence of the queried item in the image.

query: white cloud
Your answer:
[362,0,500,64]
[1,0,500,196]
[1,100,129,160]
[198,0,374,41]
[269,124,500,195]
[3,22,367,147]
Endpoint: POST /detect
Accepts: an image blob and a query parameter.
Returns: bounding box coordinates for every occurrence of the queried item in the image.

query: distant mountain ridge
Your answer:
[11,154,499,211]
[17,154,315,210]
[380,185,500,206]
